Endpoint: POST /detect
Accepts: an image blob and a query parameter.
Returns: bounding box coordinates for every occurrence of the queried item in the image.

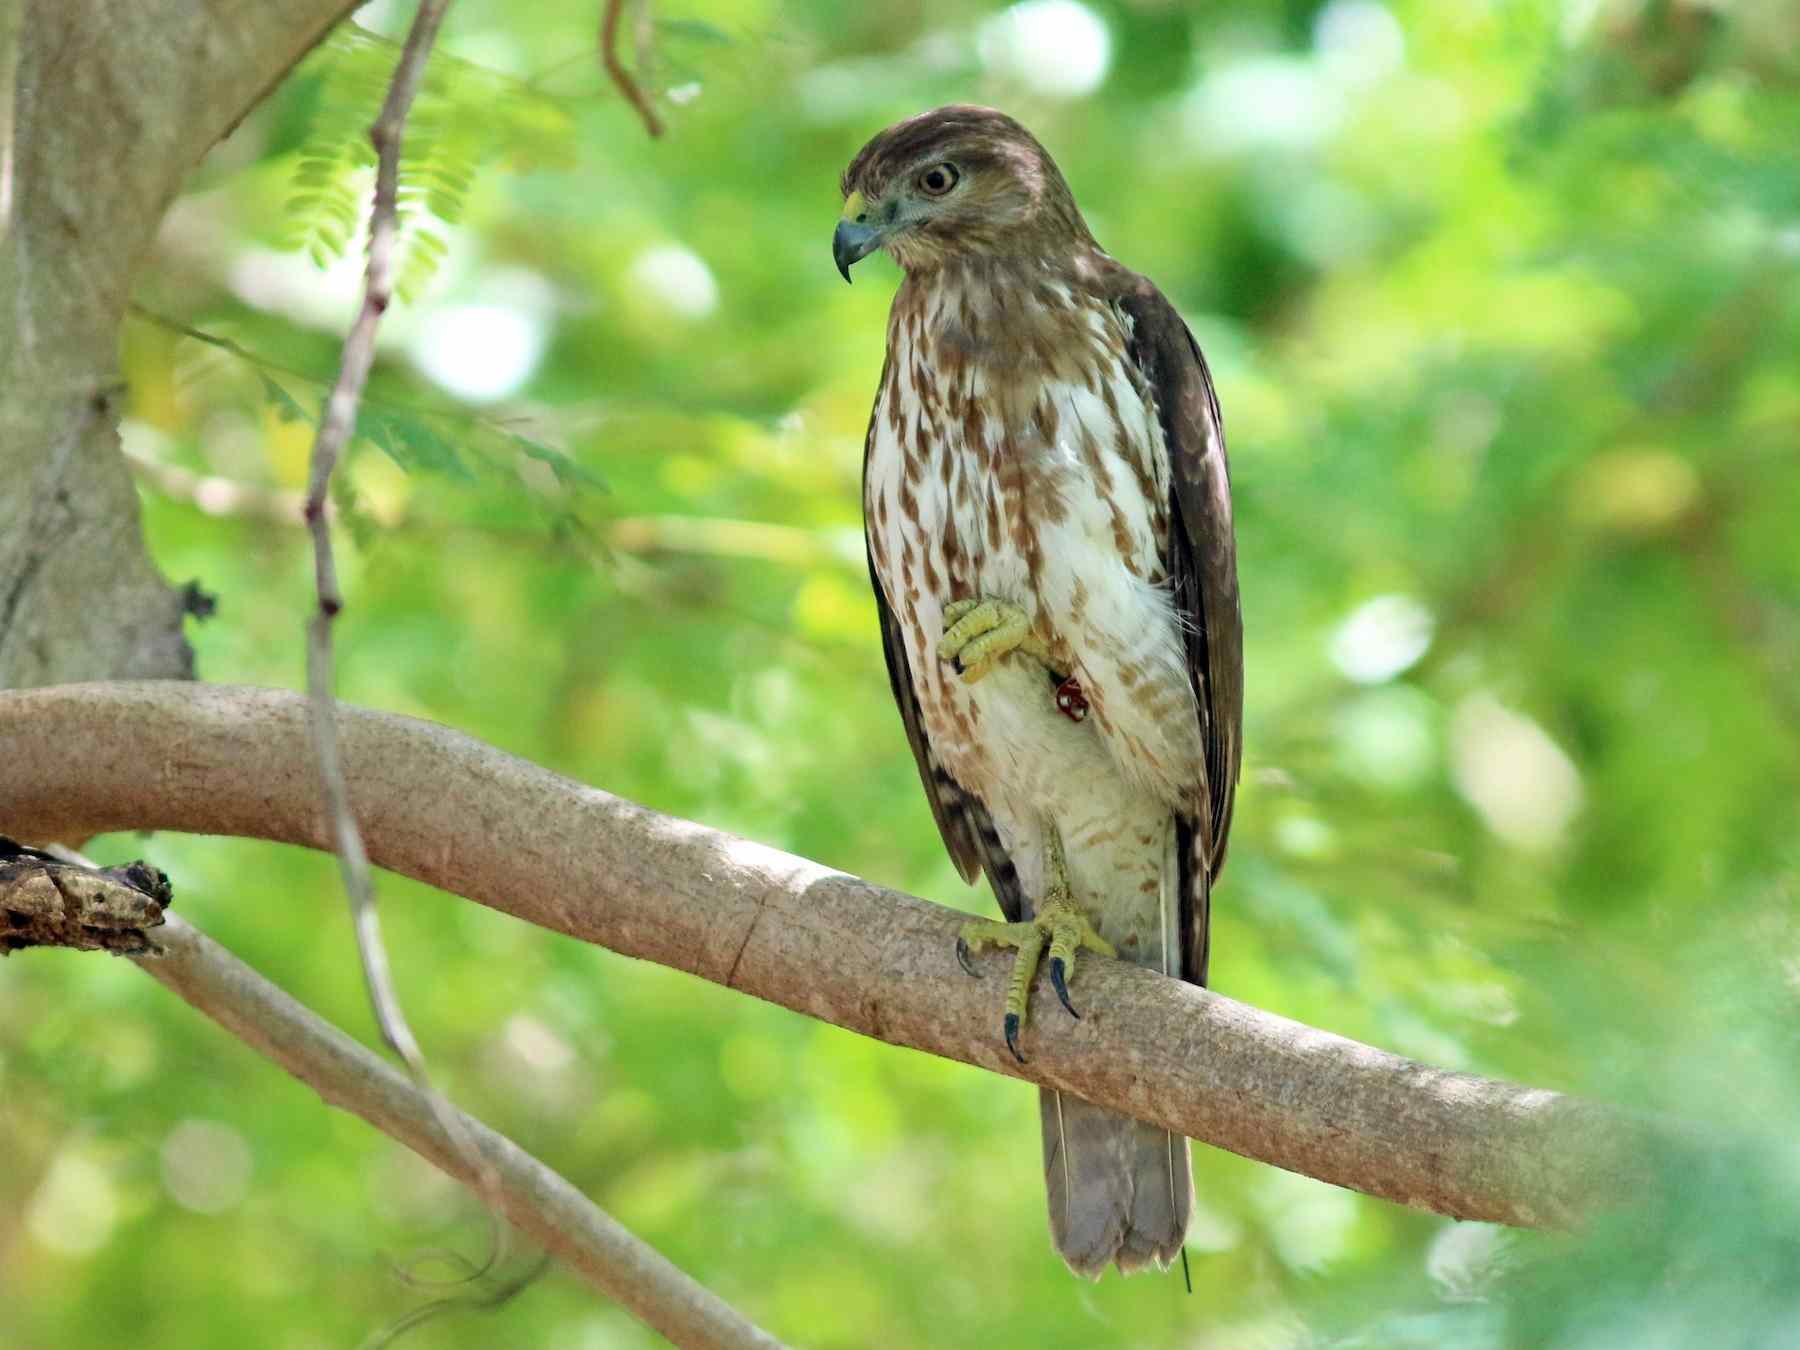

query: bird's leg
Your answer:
[955,822,1116,1063]
[1038,826,1116,1021]
[938,597,1050,684]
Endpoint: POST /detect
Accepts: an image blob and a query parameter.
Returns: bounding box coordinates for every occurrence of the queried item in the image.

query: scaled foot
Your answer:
[955,827,1115,1063]
[937,597,1050,684]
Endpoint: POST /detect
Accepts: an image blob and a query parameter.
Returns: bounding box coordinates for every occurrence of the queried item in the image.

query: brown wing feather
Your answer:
[1116,276,1244,986]
[865,515,1026,922]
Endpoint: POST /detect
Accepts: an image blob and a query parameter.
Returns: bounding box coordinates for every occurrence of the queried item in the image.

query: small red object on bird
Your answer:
[1054,675,1088,723]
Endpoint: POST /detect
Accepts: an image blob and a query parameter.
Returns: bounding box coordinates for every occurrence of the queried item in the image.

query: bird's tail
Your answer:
[1039,816,1200,1278]
[1040,1087,1191,1278]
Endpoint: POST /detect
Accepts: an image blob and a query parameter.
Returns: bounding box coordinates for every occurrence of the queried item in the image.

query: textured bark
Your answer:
[0,836,170,954]
[0,681,1669,1230]
[0,0,360,689]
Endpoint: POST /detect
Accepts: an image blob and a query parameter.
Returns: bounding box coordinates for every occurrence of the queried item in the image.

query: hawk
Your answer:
[836,106,1243,1278]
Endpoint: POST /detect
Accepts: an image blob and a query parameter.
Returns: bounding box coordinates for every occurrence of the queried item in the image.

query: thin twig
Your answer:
[124,446,316,525]
[360,1250,552,1350]
[299,0,508,1250]
[131,913,790,1350]
[125,442,857,569]
[126,303,552,448]
[600,0,663,137]
[120,442,861,670]
[128,301,794,429]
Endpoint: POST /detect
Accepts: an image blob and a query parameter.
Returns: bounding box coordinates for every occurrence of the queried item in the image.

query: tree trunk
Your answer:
[0,0,361,688]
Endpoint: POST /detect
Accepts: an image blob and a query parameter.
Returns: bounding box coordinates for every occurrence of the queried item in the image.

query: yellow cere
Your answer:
[841,190,866,222]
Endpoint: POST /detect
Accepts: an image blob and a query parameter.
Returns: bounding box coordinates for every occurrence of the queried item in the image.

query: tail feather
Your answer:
[1039,817,1200,1277]
[1041,1088,1192,1278]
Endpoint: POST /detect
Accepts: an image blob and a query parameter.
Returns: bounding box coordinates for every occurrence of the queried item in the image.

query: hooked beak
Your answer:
[833,190,882,283]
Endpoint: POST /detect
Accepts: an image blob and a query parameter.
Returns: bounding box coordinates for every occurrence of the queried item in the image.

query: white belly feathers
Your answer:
[864,283,1205,839]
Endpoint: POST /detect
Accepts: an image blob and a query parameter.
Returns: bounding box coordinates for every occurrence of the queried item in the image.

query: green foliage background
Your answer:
[6,0,1800,1345]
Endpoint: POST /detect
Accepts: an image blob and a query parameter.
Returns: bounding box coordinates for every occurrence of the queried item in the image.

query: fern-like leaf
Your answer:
[282,24,576,301]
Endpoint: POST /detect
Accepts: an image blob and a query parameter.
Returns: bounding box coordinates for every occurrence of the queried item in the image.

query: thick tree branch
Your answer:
[136,913,788,1350]
[0,681,1663,1229]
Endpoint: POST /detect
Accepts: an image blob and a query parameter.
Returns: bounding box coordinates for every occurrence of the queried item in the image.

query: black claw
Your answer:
[955,936,980,978]
[1003,1012,1025,1064]
[1050,956,1080,1020]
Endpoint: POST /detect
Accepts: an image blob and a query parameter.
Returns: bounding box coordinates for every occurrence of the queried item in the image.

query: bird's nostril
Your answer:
[855,213,868,224]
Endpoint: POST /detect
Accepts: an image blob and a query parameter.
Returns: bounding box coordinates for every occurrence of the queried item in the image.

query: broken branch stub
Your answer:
[0,836,171,955]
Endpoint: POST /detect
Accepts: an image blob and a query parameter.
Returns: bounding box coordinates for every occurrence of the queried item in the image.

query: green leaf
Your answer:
[362,409,473,481]
[656,17,734,46]
[257,375,314,426]
[512,436,607,492]
[329,471,379,553]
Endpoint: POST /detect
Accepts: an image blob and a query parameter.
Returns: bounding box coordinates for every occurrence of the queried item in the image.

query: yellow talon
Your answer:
[937,597,1049,684]
[953,824,1113,1062]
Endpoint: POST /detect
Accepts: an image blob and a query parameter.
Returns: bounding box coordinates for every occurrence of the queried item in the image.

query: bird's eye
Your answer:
[917,163,960,196]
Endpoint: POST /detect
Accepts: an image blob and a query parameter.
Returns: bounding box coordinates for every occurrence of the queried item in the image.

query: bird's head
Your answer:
[833,105,1091,282]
